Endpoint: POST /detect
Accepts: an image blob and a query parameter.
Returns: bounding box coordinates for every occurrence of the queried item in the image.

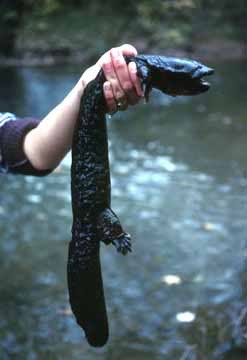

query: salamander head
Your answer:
[147,56,214,97]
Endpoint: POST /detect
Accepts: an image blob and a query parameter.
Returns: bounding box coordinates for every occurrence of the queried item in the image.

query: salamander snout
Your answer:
[146,56,214,96]
[191,65,214,79]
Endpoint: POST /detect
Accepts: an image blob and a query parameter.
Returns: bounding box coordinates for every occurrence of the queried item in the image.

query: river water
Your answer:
[0,60,246,360]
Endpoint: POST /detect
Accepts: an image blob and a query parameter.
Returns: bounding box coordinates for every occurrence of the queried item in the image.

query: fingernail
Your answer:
[129,61,137,72]
[104,81,111,90]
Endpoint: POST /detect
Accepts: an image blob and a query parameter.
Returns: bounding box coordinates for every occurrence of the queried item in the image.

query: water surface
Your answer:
[0,60,247,359]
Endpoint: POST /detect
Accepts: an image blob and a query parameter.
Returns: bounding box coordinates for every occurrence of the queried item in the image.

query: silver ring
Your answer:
[117,101,125,111]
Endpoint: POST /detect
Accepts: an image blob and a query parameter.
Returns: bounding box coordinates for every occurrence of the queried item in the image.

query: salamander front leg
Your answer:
[97,208,132,255]
[136,64,152,102]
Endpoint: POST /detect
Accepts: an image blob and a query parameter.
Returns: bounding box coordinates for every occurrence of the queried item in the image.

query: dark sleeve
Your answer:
[0,117,53,176]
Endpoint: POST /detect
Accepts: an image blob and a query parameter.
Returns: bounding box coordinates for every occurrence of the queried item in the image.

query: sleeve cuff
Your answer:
[0,117,53,176]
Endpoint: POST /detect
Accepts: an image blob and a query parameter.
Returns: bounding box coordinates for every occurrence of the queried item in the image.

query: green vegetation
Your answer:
[0,0,246,61]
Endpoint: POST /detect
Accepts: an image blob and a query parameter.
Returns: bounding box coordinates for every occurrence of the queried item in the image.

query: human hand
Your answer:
[81,44,143,113]
[98,44,143,113]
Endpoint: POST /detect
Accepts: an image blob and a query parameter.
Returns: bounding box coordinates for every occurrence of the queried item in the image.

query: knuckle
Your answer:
[110,47,117,54]
[110,79,120,91]
[109,77,116,84]
[116,91,124,100]
[103,63,112,74]
[104,90,114,100]
[106,94,114,104]
[107,96,114,103]
[114,59,125,69]
[111,48,125,68]
[102,59,112,73]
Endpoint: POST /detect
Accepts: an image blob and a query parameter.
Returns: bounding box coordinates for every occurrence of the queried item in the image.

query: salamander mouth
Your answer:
[196,78,210,90]
[193,67,214,91]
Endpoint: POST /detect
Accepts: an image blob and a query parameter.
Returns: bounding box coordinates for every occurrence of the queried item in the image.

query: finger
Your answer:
[103,81,117,113]
[110,77,128,109]
[119,43,138,56]
[128,61,144,98]
[101,52,126,100]
[124,83,141,106]
[101,52,118,82]
[102,50,128,107]
[110,47,131,93]
[99,46,139,110]
[97,44,137,68]
[111,47,140,107]
[115,60,142,106]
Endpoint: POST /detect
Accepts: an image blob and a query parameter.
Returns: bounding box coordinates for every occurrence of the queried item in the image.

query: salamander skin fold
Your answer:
[67,54,214,347]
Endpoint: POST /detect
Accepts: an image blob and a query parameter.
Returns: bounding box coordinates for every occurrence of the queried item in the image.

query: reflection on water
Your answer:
[0,60,247,359]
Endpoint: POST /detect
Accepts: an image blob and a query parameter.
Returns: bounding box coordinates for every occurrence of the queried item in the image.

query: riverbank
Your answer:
[0,38,245,67]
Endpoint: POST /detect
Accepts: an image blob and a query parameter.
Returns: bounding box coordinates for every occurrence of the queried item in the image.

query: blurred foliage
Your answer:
[0,0,246,56]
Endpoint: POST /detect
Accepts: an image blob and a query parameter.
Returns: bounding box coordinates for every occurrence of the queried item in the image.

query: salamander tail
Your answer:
[67,236,109,347]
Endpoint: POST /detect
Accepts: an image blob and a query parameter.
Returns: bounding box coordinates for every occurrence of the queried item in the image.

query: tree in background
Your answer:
[0,0,26,55]
[0,0,246,56]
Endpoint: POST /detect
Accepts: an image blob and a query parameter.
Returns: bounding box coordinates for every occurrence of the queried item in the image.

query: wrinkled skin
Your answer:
[67,54,214,347]
[128,55,214,99]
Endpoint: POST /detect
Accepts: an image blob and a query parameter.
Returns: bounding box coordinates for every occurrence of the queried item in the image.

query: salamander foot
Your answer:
[112,233,132,255]
[97,208,132,255]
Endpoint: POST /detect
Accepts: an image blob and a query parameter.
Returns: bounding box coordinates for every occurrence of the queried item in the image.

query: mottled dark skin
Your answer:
[128,55,214,99]
[67,55,214,348]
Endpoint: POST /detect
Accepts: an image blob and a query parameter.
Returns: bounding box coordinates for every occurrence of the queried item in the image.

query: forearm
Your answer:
[23,78,84,170]
[23,44,142,172]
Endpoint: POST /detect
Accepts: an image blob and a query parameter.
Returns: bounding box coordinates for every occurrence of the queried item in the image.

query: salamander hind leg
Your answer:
[97,208,132,255]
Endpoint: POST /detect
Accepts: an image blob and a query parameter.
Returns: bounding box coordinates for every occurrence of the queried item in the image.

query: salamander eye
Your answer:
[174,62,184,70]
